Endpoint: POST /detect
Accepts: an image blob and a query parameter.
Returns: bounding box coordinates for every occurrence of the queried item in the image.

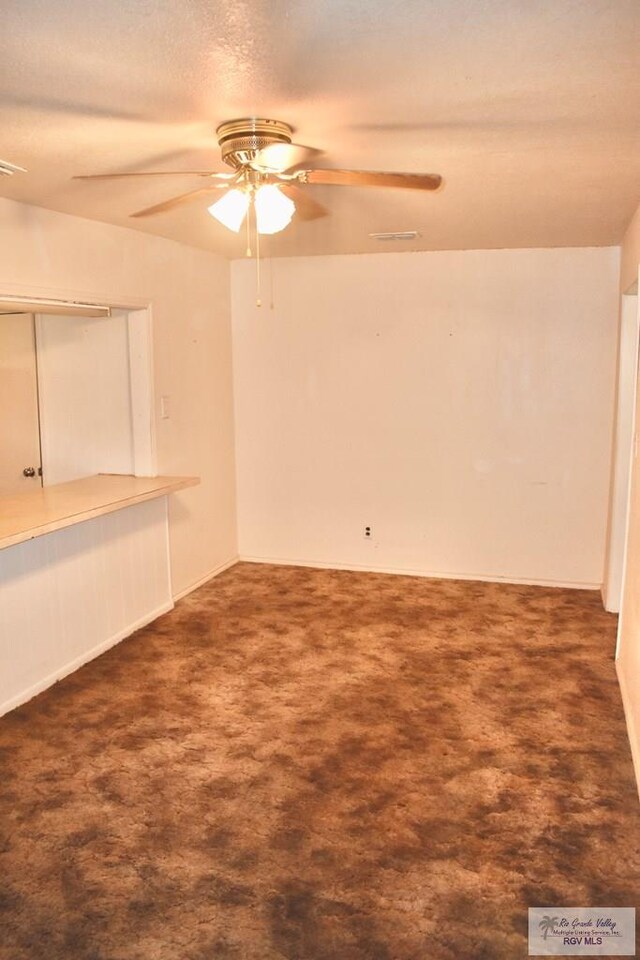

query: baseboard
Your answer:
[238,554,601,591]
[616,662,640,802]
[172,555,239,601]
[0,600,174,719]
[601,582,621,614]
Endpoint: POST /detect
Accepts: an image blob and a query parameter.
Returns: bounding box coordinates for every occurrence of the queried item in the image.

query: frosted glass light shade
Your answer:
[208,189,250,232]
[255,184,295,235]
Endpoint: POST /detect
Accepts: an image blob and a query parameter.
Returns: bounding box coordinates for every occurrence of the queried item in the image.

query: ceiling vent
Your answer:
[0,160,26,177]
[369,231,421,241]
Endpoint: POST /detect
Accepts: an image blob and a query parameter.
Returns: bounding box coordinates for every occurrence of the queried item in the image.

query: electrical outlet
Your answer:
[364,525,373,539]
[160,395,170,420]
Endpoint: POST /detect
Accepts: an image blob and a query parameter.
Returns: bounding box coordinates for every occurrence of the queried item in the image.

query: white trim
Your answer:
[616,661,640,801]
[0,599,174,718]
[603,292,640,614]
[0,279,151,312]
[617,280,640,657]
[238,555,600,590]
[33,312,50,483]
[0,295,110,317]
[173,556,239,601]
[127,307,157,476]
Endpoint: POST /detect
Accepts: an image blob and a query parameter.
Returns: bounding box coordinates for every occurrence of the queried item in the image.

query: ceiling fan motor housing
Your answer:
[216,118,293,169]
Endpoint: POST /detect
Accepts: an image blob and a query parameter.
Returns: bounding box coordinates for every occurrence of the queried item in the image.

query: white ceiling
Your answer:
[2,0,639,258]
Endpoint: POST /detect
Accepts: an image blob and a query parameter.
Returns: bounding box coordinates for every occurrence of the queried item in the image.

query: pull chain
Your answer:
[255,222,261,307]
[243,191,268,309]
[245,200,252,258]
[269,255,275,310]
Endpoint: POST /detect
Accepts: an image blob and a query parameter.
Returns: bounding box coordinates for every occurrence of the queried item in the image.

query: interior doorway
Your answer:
[0,313,43,496]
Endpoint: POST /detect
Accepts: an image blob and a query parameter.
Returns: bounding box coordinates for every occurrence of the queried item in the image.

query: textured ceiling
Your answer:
[1,0,640,258]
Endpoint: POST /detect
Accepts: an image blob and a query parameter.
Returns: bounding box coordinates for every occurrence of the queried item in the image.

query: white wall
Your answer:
[0,198,237,596]
[37,312,134,485]
[616,200,640,796]
[233,247,619,586]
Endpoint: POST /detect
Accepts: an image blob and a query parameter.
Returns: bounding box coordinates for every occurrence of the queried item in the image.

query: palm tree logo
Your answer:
[539,916,559,940]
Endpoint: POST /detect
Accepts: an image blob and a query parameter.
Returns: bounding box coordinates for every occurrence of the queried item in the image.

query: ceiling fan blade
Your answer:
[130,184,228,218]
[300,169,442,190]
[278,183,328,221]
[252,142,323,173]
[74,171,233,181]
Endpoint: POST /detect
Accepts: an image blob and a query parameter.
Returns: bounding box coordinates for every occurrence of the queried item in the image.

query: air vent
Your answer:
[369,231,421,242]
[0,160,26,177]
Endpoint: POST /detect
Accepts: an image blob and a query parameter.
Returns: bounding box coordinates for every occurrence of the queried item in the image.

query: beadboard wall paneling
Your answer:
[0,497,172,716]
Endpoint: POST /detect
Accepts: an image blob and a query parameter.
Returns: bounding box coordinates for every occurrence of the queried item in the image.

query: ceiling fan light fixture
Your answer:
[208,188,250,232]
[76,117,443,242]
[255,184,295,235]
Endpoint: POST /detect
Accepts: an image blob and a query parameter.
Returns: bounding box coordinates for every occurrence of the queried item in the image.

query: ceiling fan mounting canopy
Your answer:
[216,118,294,169]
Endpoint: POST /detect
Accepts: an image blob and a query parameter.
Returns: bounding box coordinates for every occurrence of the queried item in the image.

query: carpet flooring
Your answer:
[1,562,639,959]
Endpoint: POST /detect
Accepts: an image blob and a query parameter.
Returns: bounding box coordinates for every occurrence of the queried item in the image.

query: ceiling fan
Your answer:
[74,118,443,237]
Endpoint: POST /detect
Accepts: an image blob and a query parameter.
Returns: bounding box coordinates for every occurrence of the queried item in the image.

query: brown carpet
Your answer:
[1,562,639,959]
